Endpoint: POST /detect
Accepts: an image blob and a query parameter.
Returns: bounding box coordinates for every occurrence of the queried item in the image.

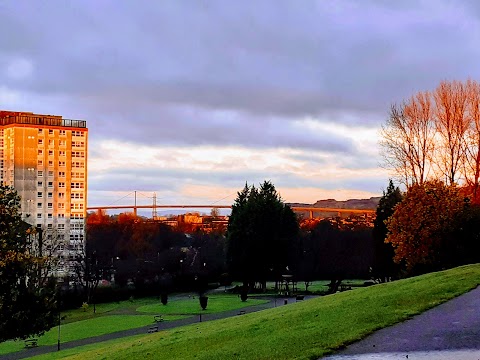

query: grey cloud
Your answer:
[2,1,480,124]
[88,164,383,197]
[85,104,356,152]
[89,167,297,192]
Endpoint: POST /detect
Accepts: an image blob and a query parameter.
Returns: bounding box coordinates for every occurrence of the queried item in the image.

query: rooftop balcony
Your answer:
[0,111,87,128]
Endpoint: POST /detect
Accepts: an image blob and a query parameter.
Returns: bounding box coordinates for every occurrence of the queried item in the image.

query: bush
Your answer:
[199,296,208,310]
[81,302,89,312]
[161,293,168,305]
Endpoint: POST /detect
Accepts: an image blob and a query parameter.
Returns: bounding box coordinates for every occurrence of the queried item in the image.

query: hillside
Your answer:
[288,197,380,210]
[54,264,480,360]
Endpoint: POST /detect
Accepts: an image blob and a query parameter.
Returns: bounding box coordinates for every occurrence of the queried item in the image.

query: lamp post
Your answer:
[57,290,61,351]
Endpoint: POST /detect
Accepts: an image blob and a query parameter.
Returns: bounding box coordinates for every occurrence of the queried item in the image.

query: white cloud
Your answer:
[6,57,34,80]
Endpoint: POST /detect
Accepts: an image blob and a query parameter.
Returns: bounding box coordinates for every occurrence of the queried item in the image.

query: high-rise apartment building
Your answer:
[0,110,87,278]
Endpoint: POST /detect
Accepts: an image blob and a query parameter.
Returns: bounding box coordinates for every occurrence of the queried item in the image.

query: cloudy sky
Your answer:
[1,1,480,210]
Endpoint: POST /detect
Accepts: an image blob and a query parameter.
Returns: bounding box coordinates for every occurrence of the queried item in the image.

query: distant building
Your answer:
[0,110,87,278]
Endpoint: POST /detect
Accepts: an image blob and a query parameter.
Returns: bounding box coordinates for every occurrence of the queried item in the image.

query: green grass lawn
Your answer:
[35,264,480,360]
[61,297,164,323]
[0,314,187,355]
[137,294,269,315]
[0,293,267,356]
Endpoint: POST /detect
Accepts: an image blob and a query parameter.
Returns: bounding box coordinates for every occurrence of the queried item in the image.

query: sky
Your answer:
[1,1,480,211]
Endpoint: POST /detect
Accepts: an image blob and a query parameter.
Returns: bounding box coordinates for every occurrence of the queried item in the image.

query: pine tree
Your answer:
[226,181,298,291]
[372,180,403,281]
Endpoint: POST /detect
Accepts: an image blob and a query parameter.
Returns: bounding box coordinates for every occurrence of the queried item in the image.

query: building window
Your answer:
[48,150,53,156]
[58,214,65,219]
[37,202,42,208]
[59,171,65,177]
[37,213,42,219]
[48,192,53,198]
[38,139,43,145]
[47,213,53,219]
[72,172,84,179]
[59,130,66,136]
[38,149,43,155]
[37,181,42,187]
[58,224,65,230]
[49,129,54,135]
[59,140,66,146]
[59,162,65,167]
[47,203,53,209]
[72,223,84,231]
[71,203,84,210]
[38,129,43,134]
[58,182,65,188]
[70,234,85,241]
[37,160,43,166]
[37,170,43,177]
[58,203,65,209]
[48,139,54,146]
[58,192,65,199]
[48,182,53,188]
[48,171,53,177]
[72,162,84,168]
[59,150,66,157]
[48,161,53,167]
[37,192,42,198]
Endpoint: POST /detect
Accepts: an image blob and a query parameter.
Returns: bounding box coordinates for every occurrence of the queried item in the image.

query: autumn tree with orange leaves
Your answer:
[385,180,466,272]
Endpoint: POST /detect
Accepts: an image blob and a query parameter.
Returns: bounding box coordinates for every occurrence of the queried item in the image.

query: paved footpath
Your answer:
[324,286,480,360]
[4,295,310,360]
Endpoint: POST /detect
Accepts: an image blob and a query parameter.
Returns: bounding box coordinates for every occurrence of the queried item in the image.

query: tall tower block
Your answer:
[0,111,88,277]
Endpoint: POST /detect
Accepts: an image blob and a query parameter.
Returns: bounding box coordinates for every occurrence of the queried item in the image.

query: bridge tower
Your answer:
[152,192,158,219]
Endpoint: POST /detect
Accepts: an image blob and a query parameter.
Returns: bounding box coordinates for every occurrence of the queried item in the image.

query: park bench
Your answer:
[148,325,158,333]
[154,315,164,323]
[237,310,246,316]
[24,339,38,348]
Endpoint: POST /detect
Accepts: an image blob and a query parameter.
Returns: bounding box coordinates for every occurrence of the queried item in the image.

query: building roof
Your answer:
[0,110,87,128]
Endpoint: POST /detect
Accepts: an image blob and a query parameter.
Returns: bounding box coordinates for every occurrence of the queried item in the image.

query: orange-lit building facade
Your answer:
[0,111,87,277]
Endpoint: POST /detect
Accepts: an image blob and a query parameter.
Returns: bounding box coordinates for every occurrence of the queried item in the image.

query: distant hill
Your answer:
[288,197,381,210]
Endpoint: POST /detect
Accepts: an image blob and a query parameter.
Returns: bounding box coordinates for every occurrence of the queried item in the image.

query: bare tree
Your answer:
[210,207,220,218]
[27,227,65,285]
[380,91,436,187]
[381,80,478,189]
[433,80,470,185]
[464,79,480,200]
[71,244,101,311]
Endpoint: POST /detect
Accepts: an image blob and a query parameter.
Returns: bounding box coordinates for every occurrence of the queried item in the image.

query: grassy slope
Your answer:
[52,264,480,360]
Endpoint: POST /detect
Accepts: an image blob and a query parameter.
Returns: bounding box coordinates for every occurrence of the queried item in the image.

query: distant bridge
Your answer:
[86,204,375,219]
